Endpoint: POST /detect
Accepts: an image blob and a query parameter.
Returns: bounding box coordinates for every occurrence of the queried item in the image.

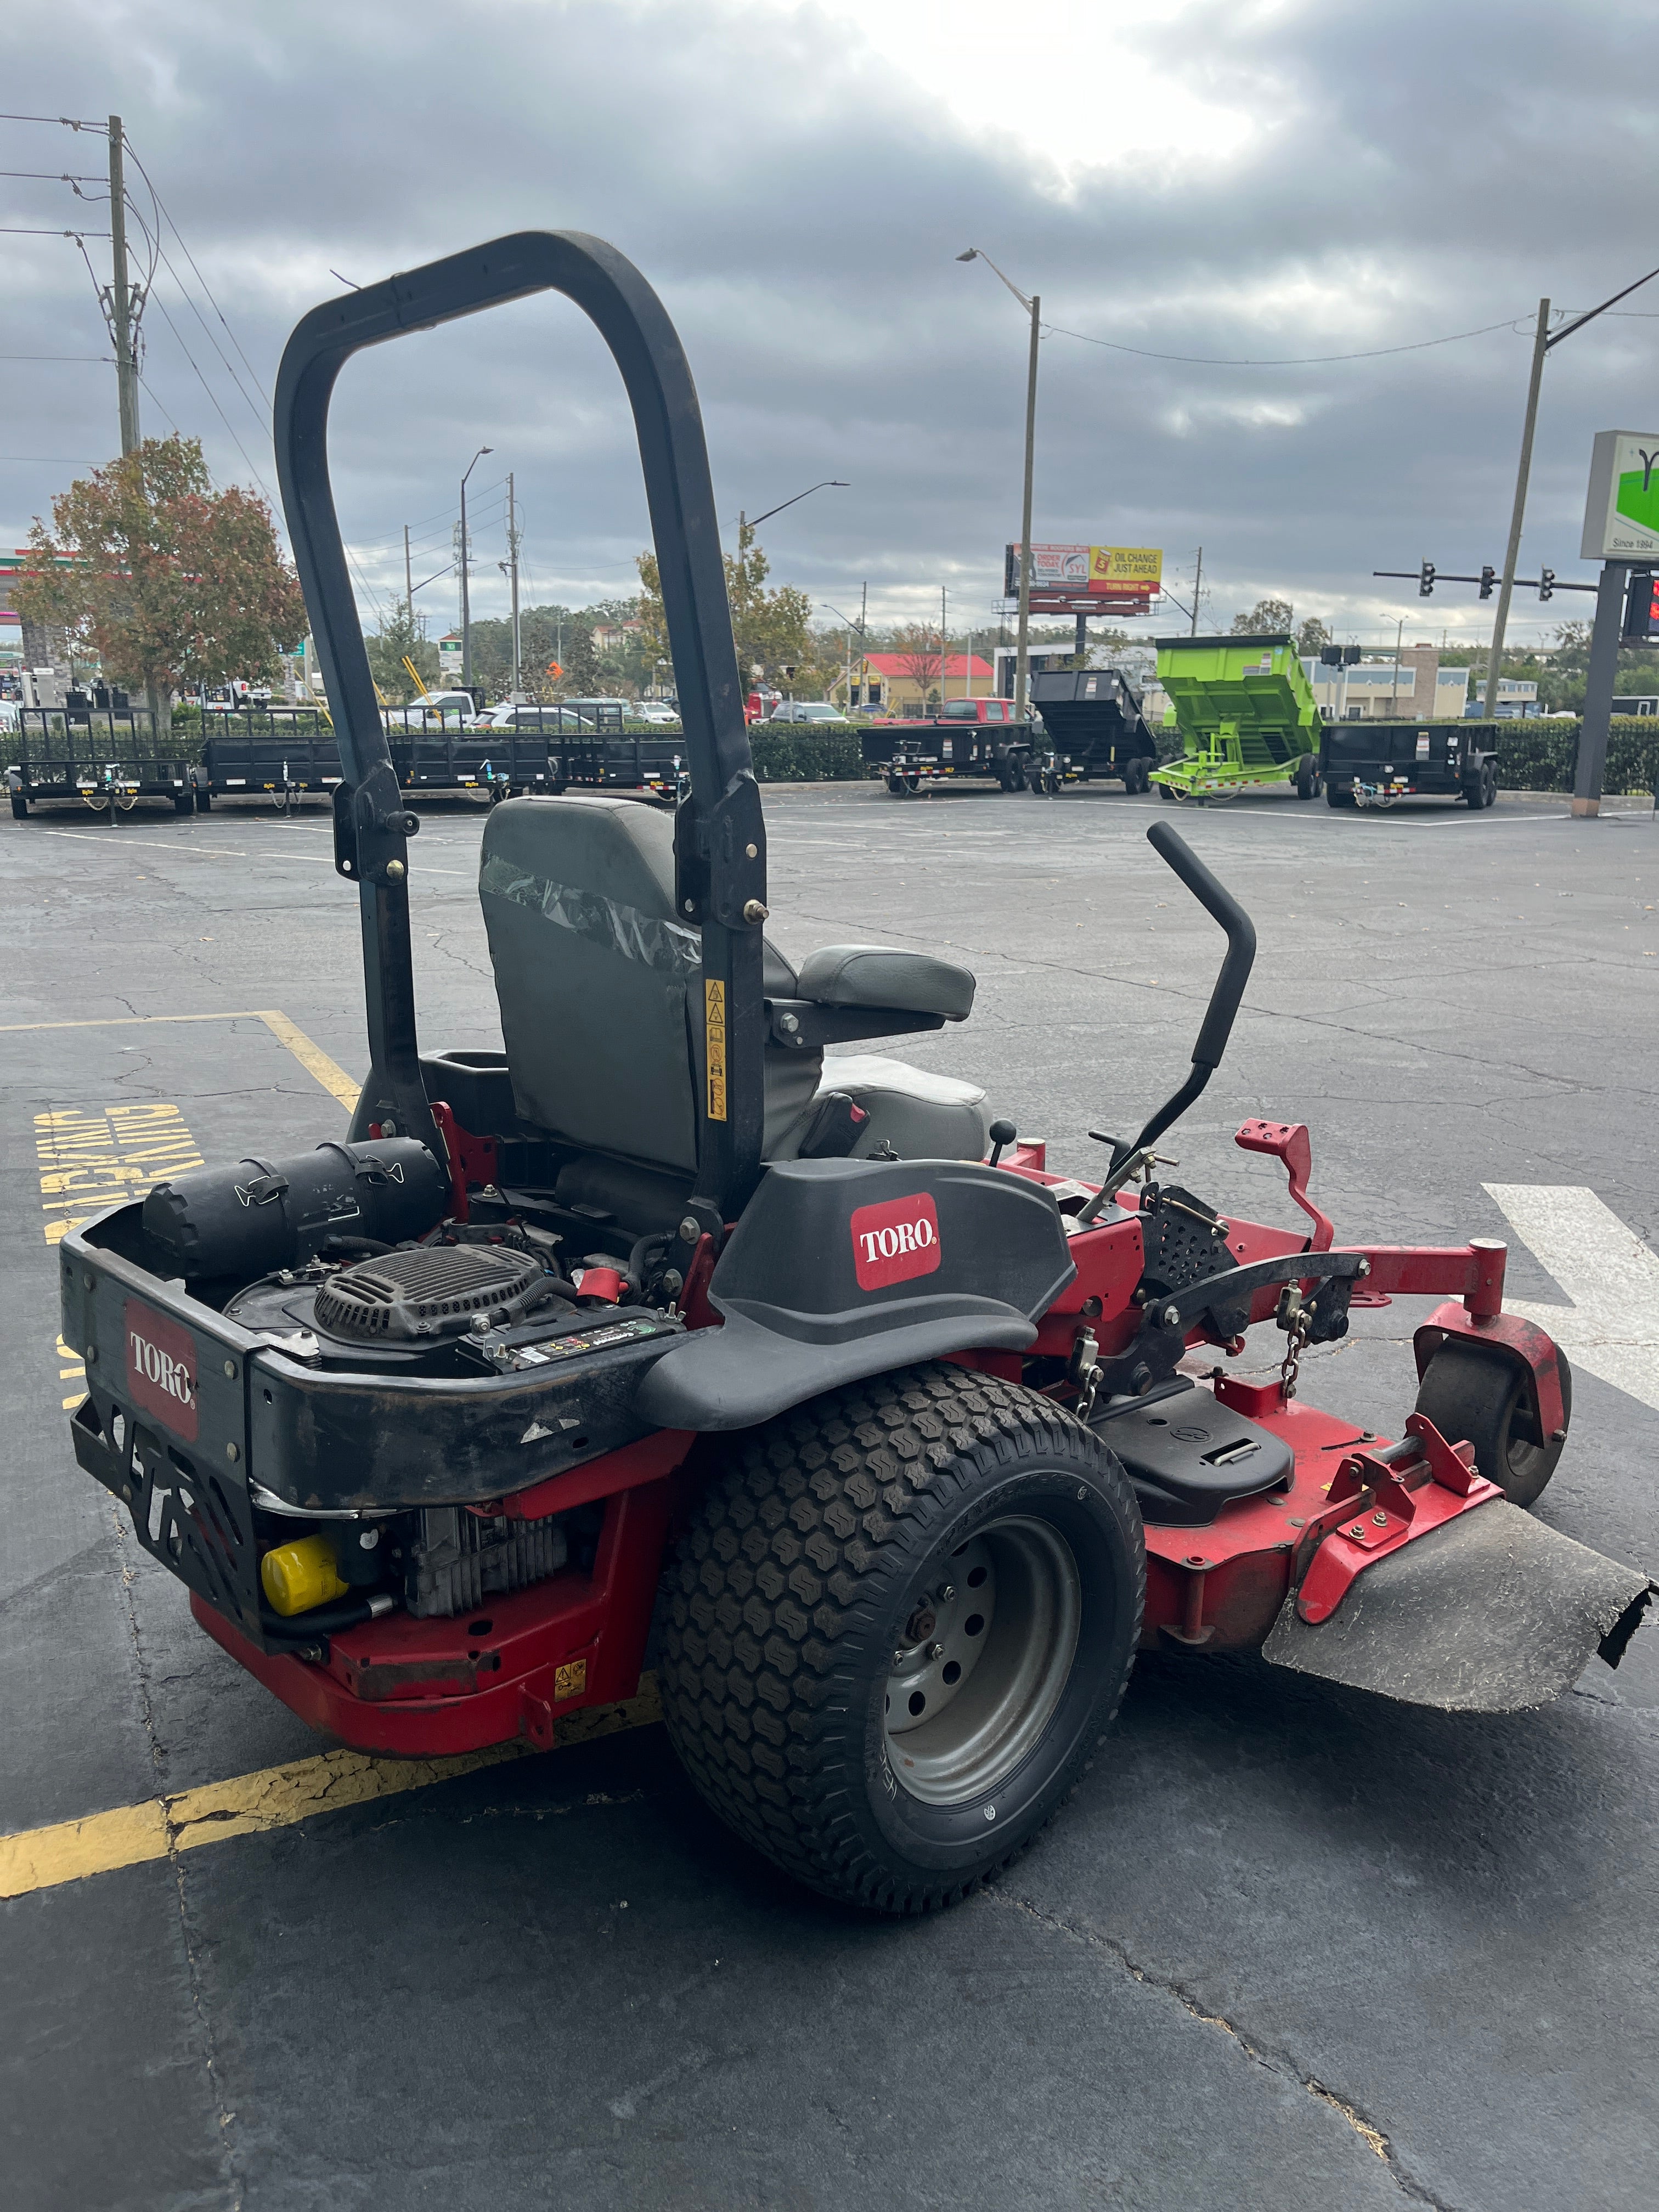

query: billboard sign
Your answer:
[1005,543,1163,613]
[1581,431,1659,561]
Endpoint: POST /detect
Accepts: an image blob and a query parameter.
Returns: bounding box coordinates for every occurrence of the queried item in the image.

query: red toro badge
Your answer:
[850,1193,942,1291]
[124,1300,200,1441]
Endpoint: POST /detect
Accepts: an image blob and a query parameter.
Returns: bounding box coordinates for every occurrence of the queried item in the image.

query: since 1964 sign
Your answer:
[1581,431,1659,562]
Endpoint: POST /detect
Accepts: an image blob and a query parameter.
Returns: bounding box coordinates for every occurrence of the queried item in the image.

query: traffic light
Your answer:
[1538,569,1555,603]
[1319,644,1343,667]
[1418,561,1436,597]
[1479,565,1496,600]
[1621,569,1657,642]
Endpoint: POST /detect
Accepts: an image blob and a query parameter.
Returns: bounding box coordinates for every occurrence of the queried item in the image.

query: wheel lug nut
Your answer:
[936,1584,955,1603]
[927,1641,945,1662]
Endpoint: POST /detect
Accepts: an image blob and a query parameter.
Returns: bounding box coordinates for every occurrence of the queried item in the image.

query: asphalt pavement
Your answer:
[2,777,1656,2211]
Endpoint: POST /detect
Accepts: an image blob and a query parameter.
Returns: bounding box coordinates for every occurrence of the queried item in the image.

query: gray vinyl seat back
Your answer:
[478,795,819,1173]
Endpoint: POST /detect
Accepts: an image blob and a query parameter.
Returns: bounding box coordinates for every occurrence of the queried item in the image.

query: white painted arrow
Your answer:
[1482,1185,1659,1417]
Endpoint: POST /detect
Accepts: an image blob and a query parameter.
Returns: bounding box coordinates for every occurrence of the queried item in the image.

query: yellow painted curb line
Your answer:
[1,1679,659,1900]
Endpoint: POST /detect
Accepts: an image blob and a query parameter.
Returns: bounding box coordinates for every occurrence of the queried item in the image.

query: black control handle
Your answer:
[1146,821,1256,1071]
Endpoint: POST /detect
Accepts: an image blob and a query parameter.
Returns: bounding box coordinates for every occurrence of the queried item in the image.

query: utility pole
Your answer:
[404,525,414,618]
[506,471,522,699]
[940,584,948,706]
[1016,292,1040,725]
[106,115,141,455]
[459,445,491,693]
[1481,297,1550,725]
[1190,546,1203,636]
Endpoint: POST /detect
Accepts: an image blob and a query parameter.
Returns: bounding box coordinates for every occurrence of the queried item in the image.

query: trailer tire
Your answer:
[174,792,194,815]
[1294,755,1317,800]
[659,1362,1144,1914]
[10,792,27,820]
[194,788,213,812]
[1157,778,1176,802]
[1415,1341,1571,1508]
[1325,780,1356,809]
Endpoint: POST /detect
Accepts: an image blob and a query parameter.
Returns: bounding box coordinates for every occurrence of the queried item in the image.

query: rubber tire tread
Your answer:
[659,1362,1144,1914]
[1415,1340,1572,1508]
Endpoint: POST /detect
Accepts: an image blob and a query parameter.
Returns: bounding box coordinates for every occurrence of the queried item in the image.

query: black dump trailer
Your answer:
[1029,669,1159,793]
[192,717,343,810]
[1320,719,1504,811]
[859,701,1037,794]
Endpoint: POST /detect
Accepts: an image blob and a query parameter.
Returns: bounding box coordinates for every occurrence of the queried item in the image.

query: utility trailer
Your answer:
[861,698,1037,795]
[57,232,1652,1919]
[5,708,196,818]
[1321,718,1503,810]
[1153,633,1322,803]
[192,722,344,812]
[1029,668,1158,794]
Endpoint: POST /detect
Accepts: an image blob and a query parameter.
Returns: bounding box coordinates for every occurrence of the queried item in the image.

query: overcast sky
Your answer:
[4,0,1656,652]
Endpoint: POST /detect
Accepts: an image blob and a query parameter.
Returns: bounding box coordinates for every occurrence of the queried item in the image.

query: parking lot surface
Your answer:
[3,779,1656,2211]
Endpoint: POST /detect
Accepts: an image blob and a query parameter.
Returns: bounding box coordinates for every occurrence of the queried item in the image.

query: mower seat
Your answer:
[477,794,988,1178]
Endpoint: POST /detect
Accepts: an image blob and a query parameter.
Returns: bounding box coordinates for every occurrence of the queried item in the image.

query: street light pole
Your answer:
[459,445,492,692]
[958,249,1040,724]
[1478,262,1659,729]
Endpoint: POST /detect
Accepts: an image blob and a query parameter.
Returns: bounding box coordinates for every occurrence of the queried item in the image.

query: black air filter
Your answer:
[314,1244,548,1343]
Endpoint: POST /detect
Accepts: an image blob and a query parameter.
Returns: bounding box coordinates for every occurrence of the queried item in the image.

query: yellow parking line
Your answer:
[256,1009,362,1110]
[1,1006,362,1111]
[0,1678,659,1900]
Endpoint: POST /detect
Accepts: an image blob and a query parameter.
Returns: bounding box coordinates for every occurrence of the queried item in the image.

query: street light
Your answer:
[459,445,493,690]
[738,480,848,535]
[959,247,1040,724]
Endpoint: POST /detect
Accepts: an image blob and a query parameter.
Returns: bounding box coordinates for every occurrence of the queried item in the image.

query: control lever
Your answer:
[986,1118,1018,1169]
[1075,824,1255,1227]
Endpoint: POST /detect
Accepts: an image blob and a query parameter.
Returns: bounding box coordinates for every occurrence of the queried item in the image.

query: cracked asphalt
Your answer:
[3,779,1656,2211]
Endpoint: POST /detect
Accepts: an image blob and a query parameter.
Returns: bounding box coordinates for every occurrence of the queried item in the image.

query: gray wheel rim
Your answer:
[883,1515,1082,1807]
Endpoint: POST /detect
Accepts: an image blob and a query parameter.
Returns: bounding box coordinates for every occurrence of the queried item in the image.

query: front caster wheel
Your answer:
[1415,1340,1572,1507]
[659,1364,1144,1914]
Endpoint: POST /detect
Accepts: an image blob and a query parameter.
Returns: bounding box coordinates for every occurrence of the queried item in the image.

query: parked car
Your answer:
[632,701,681,726]
[385,689,484,731]
[769,700,850,726]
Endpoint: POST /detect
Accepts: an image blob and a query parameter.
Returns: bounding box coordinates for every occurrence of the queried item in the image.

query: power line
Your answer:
[122,140,272,408]
[0,353,110,362]
[1043,311,1529,367]
[0,224,109,238]
[0,170,104,182]
[0,114,108,130]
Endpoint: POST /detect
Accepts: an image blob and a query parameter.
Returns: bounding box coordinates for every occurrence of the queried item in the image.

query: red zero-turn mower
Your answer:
[61,236,1654,1913]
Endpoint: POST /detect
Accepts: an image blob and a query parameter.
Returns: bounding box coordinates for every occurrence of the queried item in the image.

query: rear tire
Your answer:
[1326,780,1356,809]
[9,792,27,820]
[1157,777,1176,802]
[194,788,213,812]
[1415,1341,1572,1508]
[1295,755,1316,800]
[659,1363,1144,1914]
[173,792,194,815]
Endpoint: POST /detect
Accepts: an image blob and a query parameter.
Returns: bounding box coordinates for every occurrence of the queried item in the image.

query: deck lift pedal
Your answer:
[59,234,1652,1914]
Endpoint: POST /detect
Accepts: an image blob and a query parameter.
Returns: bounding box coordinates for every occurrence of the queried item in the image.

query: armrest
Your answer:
[766,1000,946,1051]
[794,943,975,1020]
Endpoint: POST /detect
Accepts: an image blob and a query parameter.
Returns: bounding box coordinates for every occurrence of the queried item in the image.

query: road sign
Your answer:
[1581,430,1659,561]
[545,659,564,679]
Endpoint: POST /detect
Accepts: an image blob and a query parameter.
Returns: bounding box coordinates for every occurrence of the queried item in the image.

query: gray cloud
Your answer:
[3,0,1655,647]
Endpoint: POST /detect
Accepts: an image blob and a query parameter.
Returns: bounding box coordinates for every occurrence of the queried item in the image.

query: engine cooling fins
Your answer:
[313,1243,551,1343]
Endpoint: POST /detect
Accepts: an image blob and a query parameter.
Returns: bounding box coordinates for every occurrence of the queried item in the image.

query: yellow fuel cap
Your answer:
[261,1533,347,1616]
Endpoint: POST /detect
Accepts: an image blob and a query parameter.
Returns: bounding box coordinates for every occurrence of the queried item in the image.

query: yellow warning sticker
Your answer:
[554,1658,588,1702]
[704,978,727,1121]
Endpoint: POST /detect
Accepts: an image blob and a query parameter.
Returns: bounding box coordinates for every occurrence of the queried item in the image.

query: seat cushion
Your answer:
[794,944,975,1021]
[781,1054,990,1163]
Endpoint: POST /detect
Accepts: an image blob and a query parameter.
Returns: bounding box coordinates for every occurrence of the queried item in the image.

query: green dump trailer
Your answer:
[1152,632,1322,802]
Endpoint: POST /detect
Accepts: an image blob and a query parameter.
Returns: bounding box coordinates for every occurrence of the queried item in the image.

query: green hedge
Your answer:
[749,726,864,781]
[1494,716,1659,794]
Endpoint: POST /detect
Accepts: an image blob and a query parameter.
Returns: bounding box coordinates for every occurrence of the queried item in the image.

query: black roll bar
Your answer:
[273,232,766,1220]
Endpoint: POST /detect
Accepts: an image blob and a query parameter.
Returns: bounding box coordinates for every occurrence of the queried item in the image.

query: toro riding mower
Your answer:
[60,236,1652,1915]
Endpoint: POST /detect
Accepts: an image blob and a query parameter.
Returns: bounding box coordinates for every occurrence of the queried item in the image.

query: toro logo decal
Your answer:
[124,1300,200,1442]
[850,1193,941,1291]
